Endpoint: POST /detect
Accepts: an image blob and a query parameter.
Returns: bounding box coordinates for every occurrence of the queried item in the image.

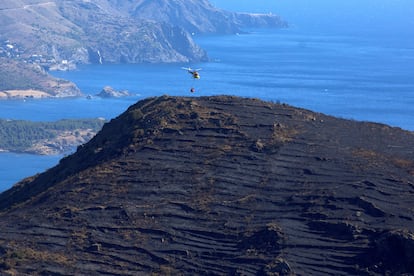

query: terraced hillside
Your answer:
[0,96,413,275]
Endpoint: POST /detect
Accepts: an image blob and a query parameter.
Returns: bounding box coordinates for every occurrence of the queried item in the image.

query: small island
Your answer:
[96,86,131,98]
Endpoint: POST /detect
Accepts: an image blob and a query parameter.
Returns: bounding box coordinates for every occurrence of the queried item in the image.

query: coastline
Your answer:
[0,89,52,100]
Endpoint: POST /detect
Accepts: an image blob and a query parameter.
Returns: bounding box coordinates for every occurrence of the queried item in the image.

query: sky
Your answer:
[210,0,414,35]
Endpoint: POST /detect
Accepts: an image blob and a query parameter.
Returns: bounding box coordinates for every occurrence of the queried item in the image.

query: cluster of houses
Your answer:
[1,40,73,70]
[0,40,20,59]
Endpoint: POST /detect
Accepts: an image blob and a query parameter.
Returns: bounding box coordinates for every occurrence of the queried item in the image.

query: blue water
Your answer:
[1,28,413,191]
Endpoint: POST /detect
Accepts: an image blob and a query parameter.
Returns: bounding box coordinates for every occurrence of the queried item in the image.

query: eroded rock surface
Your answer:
[0,96,413,275]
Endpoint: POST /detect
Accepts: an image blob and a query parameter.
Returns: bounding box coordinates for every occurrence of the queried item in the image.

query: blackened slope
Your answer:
[0,96,413,275]
[0,96,171,210]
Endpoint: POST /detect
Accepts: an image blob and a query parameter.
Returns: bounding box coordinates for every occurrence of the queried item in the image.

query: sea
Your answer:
[1,27,413,192]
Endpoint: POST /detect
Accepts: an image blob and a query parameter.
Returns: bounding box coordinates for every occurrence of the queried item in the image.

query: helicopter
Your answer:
[182,67,202,93]
[182,67,201,79]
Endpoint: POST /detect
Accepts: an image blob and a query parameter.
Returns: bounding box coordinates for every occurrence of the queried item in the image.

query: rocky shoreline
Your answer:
[1,0,287,68]
[0,89,56,100]
[0,118,105,155]
[0,1,287,96]
[0,57,82,99]
[26,129,97,155]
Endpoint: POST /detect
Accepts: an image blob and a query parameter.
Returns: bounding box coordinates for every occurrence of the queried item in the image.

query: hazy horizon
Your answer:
[210,0,414,36]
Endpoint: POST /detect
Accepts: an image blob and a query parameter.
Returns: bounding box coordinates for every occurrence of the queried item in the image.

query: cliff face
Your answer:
[124,0,287,34]
[0,96,413,275]
[0,0,286,65]
[0,0,207,64]
[0,0,286,95]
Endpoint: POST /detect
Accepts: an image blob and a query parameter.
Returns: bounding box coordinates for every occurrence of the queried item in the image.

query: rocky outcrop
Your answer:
[96,86,130,98]
[1,96,412,275]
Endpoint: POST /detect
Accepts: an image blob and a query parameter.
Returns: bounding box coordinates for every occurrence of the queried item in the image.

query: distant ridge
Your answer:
[0,96,413,275]
[0,0,286,97]
[0,0,287,65]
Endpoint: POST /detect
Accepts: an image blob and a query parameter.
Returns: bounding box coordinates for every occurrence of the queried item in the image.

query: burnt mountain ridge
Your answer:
[0,95,413,275]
